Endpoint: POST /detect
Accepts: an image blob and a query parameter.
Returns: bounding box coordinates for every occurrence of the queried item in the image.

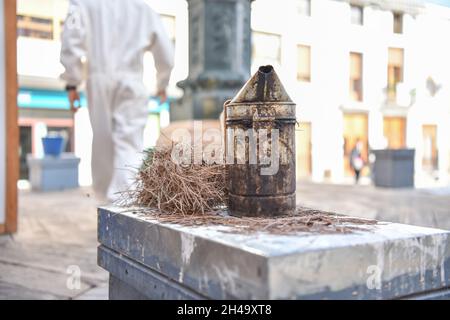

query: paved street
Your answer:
[297,181,450,230]
[0,187,108,300]
[1,182,450,299]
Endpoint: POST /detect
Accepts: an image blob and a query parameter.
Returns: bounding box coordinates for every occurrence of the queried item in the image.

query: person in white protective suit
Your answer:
[60,0,174,202]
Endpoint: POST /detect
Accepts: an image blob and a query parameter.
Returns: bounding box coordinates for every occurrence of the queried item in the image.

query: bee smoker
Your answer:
[224,65,296,217]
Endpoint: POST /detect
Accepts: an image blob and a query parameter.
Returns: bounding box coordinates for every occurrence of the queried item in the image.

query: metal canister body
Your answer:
[226,65,296,217]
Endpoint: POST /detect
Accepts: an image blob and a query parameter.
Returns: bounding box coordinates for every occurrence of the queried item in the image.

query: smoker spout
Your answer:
[230,65,293,104]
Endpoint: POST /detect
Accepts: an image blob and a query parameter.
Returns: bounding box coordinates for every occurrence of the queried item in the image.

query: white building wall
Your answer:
[0,0,5,224]
[18,38,64,82]
[252,0,450,184]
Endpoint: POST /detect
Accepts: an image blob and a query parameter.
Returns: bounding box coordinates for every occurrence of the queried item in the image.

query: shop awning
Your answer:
[18,87,170,113]
[18,88,87,110]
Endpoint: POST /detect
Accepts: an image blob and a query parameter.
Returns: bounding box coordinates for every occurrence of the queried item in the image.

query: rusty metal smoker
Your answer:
[225,65,296,217]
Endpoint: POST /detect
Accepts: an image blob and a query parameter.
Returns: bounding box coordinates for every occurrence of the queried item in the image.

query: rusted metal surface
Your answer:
[225,65,296,217]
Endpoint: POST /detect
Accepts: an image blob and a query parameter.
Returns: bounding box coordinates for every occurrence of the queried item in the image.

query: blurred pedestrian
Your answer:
[350,140,365,184]
[60,0,174,202]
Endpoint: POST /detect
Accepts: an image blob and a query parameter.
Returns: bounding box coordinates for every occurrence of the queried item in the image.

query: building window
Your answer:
[297,45,311,82]
[350,5,364,25]
[383,117,406,149]
[393,12,403,34]
[17,15,53,40]
[252,31,281,68]
[422,125,438,171]
[297,0,311,16]
[349,52,363,101]
[387,48,404,101]
[160,14,176,46]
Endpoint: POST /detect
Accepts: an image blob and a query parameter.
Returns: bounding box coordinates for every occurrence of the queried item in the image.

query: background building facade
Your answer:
[16,0,450,187]
[255,0,450,186]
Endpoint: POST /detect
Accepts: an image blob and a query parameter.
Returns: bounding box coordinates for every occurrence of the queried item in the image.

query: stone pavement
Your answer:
[297,181,450,230]
[0,187,109,300]
[1,182,450,299]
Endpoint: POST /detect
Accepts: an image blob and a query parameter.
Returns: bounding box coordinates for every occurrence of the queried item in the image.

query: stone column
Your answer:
[171,0,252,121]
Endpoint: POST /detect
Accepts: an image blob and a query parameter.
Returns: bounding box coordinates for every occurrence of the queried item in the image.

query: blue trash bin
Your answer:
[42,136,65,157]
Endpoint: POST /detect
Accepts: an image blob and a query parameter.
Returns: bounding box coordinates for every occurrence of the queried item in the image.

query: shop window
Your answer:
[383,117,406,149]
[19,126,32,180]
[422,125,438,171]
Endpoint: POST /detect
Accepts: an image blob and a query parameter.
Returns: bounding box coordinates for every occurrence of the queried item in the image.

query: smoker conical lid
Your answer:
[230,65,293,104]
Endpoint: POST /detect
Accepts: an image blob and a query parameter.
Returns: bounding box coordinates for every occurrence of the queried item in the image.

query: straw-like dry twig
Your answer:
[119,145,227,215]
[128,206,378,235]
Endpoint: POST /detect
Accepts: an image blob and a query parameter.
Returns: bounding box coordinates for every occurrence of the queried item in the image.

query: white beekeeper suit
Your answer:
[60,0,174,201]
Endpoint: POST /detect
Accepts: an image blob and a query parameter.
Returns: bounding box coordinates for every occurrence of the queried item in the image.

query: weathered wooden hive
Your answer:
[225,65,296,217]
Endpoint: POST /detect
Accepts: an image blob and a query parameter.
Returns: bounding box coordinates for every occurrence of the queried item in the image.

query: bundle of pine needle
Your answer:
[119,145,227,215]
